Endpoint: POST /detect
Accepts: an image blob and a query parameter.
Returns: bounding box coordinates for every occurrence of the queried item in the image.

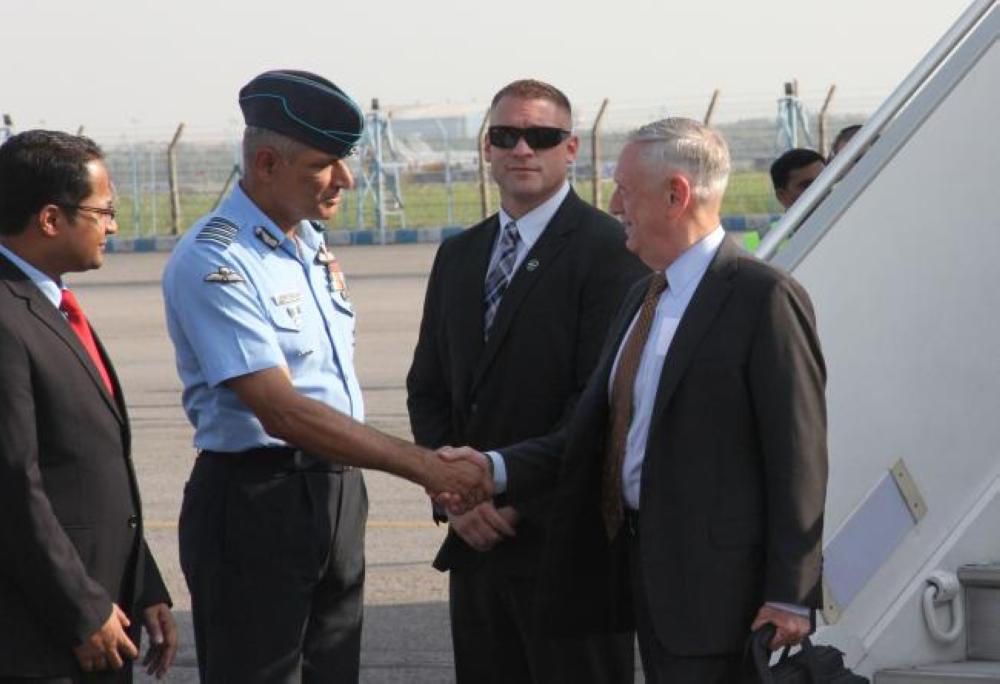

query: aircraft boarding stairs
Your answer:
[876,565,1000,681]
[755,0,1000,680]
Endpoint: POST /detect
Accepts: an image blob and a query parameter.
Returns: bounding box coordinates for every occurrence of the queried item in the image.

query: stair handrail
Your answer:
[922,570,964,643]
[756,0,997,262]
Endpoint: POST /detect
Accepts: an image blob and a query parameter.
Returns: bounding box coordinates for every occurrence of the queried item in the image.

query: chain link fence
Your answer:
[73,93,871,238]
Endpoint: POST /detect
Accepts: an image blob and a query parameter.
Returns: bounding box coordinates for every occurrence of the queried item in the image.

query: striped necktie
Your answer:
[483,220,520,339]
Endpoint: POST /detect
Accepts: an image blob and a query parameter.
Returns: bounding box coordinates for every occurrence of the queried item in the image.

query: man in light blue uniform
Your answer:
[163,70,491,683]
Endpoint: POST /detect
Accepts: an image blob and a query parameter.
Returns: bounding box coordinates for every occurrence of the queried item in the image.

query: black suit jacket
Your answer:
[0,253,170,677]
[407,190,648,574]
[502,237,828,655]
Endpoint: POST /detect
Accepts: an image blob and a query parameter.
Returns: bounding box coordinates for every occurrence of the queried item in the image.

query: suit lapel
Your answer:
[471,192,580,392]
[451,216,497,376]
[0,256,124,424]
[649,237,739,421]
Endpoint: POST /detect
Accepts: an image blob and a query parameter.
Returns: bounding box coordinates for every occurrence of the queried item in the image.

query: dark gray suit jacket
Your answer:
[0,253,170,677]
[406,190,648,574]
[502,237,828,655]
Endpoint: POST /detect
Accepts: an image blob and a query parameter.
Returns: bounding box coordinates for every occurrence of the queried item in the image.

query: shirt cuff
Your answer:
[766,602,810,617]
[487,451,507,494]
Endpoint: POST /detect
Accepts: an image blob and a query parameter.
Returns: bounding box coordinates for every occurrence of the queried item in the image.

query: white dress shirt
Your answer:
[487,180,571,278]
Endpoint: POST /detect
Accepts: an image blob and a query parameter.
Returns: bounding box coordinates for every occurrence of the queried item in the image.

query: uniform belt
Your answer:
[198,447,352,473]
[624,508,640,537]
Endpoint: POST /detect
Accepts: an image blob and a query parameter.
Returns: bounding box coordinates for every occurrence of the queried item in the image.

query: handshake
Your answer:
[422,445,494,514]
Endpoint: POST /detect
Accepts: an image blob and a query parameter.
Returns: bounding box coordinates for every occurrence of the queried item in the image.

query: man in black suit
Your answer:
[442,118,828,682]
[407,79,646,683]
[0,130,176,682]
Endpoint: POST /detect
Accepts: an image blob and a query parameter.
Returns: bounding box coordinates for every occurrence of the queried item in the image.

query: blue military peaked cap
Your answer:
[239,70,364,158]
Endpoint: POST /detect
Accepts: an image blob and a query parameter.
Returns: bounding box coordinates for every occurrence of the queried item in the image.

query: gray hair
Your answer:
[242,126,309,172]
[627,118,730,202]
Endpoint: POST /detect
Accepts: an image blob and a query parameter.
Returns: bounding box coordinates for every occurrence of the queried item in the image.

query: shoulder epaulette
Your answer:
[196,216,241,247]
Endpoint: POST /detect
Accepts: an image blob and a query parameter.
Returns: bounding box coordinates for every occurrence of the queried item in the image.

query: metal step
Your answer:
[876,660,1000,683]
[960,564,1000,660]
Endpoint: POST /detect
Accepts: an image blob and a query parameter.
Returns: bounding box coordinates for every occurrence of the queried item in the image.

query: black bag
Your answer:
[744,624,869,683]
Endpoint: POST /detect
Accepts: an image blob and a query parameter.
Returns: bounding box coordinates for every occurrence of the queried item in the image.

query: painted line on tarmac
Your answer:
[144,519,436,530]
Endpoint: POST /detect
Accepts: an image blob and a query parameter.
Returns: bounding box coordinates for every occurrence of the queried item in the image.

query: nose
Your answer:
[608,187,623,216]
[511,136,534,156]
[105,215,119,236]
[333,159,354,190]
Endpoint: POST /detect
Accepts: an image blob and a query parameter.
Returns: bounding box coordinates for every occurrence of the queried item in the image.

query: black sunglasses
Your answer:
[488,126,571,150]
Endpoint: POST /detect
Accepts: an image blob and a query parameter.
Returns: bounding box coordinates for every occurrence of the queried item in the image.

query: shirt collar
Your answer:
[664,225,725,294]
[497,181,571,250]
[225,182,312,257]
[0,243,62,309]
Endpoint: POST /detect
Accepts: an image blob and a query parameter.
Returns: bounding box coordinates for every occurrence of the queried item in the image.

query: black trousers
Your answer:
[449,565,634,684]
[624,516,751,684]
[179,451,367,683]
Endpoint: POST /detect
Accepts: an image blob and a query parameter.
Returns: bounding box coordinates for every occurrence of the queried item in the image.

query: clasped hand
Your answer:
[73,602,177,678]
[424,445,494,513]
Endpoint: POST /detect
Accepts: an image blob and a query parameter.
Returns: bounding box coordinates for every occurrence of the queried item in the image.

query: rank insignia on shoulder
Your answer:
[196,216,240,246]
[204,266,246,284]
[254,226,281,250]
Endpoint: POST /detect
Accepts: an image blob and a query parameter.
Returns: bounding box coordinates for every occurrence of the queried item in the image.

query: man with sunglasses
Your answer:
[408,79,646,683]
[0,130,176,681]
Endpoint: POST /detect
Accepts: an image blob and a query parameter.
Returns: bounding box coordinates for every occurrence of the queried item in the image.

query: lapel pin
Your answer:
[526,259,540,272]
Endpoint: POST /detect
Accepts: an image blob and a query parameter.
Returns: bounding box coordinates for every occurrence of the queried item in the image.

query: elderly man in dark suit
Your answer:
[0,130,176,681]
[407,79,646,683]
[441,118,828,683]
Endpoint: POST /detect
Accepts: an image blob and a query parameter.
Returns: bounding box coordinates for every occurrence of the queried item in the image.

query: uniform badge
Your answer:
[526,258,540,272]
[254,226,281,250]
[203,266,245,284]
[272,291,303,306]
[316,244,348,297]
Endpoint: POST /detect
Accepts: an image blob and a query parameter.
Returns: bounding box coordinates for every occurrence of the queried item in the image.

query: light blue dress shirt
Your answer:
[612,226,724,509]
[162,182,364,452]
[0,243,62,308]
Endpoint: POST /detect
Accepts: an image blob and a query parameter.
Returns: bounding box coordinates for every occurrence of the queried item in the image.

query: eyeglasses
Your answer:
[61,204,117,223]
[487,126,571,150]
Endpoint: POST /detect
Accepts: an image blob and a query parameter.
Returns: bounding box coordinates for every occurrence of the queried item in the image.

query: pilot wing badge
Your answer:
[204,266,246,284]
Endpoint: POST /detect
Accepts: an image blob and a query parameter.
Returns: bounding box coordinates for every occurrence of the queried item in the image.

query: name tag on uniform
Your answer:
[272,291,303,306]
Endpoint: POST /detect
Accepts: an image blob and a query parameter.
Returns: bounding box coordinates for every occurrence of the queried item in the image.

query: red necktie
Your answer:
[59,288,115,397]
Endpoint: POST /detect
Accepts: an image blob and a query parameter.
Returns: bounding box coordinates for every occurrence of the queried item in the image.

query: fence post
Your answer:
[168,123,185,235]
[818,84,837,157]
[477,106,491,219]
[213,165,240,212]
[703,89,721,126]
[590,99,610,208]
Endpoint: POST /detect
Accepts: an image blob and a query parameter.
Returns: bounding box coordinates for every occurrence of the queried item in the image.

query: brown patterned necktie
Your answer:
[602,272,668,538]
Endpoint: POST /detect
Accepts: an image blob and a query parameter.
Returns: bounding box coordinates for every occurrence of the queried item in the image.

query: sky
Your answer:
[0,0,974,140]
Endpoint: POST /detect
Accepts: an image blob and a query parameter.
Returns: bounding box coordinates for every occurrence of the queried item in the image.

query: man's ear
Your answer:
[37,205,63,238]
[666,174,692,215]
[253,147,282,179]
[565,134,580,164]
